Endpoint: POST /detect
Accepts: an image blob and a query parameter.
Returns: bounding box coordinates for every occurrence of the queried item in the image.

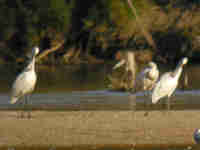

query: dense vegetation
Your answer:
[0,0,200,65]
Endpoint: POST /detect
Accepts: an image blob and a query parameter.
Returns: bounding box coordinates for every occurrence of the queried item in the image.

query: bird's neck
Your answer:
[172,64,183,80]
[25,56,35,72]
[151,67,158,78]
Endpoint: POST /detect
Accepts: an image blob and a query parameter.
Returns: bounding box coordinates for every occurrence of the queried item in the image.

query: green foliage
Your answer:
[49,0,72,31]
[82,0,143,51]
[0,0,73,60]
[83,1,109,30]
[108,0,134,26]
[0,0,197,64]
[83,0,151,37]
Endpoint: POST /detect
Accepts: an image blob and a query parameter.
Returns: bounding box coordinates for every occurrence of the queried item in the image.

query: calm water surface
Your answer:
[0,63,200,109]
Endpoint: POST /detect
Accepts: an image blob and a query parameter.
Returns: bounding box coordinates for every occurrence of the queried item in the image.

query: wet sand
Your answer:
[0,110,199,147]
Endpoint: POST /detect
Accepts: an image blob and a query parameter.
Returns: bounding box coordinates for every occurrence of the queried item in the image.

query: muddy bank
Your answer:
[0,110,199,147]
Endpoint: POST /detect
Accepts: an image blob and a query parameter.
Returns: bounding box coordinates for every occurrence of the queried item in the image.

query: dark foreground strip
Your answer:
[0,143,199,150]
[0,103,200,111]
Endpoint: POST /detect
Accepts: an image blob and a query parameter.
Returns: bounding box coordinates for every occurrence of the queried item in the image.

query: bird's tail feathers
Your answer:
[152,98,159,104]
[152,94,160,104]
[10,97,18,104]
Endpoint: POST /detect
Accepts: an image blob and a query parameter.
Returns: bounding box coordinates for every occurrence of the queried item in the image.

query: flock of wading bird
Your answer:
[113,56,188,116]
[10,46,188,118]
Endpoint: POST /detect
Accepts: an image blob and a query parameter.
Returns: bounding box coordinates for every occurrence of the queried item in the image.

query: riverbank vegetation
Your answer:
[0,0,200,65]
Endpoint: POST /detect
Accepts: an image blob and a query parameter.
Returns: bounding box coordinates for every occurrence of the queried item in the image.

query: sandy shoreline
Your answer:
[0,110,199,147]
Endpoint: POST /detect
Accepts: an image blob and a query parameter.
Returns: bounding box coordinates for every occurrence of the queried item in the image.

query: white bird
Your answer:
[135,62,159,92]
[10,46,39,118]
[152,57,188,111]
[113,60,159,116]
[113,60,159,92]
[135,62,159,116]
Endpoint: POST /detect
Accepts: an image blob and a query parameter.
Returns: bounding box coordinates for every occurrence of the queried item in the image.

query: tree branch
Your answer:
[127,0,157,51]
[36,40,65,62]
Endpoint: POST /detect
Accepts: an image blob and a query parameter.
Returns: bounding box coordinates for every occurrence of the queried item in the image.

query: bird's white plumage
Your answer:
[152,73,177,104]
[10,47,39,104]
[197,129,200,133]
[182,57,188,65]
[113,60,159,91]
[34,47,39,55]
[152,57,188,104]
[10,69,37,104]
[136,62,159,91]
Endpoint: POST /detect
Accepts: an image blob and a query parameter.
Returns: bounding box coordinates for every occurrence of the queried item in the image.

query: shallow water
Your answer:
[0,63,200,150]
[0,63,200,110]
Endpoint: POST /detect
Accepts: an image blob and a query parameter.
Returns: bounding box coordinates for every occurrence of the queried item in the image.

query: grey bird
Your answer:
[10,46,39,118]
[152,57,188,111]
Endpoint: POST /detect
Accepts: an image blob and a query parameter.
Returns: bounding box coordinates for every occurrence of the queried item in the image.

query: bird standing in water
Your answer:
[135,62,159,92]
[135,62,159,116]
[113,60,159,115]
[10,46,39,118]
[152,57,188,111]
[113,60,159,91]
